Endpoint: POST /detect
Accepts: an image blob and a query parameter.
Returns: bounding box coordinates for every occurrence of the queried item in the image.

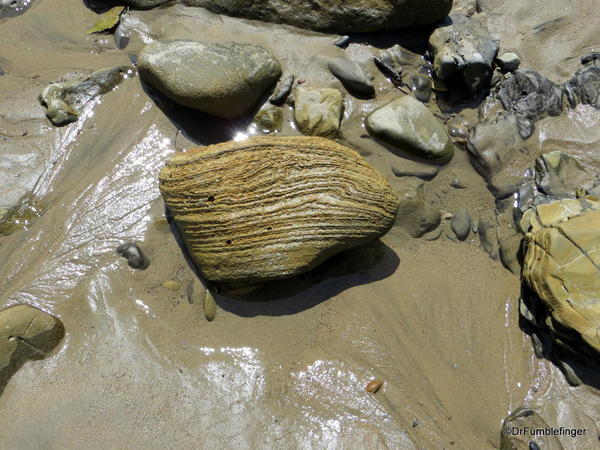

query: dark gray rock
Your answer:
[0,0,34,18]
[121,0,168,8]
[567,66,600,109]
[327,57,374,97]
[269,75,294,105]
[181,0,454,33]
[406,73,432,102]
[450,208,471,240]
[138,40,282,118]
[117,243,149,270]
[497,69,564,139]
[429,13,499,93]
[496,52,520,72]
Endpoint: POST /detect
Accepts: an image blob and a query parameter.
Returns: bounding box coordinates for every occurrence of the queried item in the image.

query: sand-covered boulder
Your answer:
[182,0,454,33]
[522,199,600,355]
[159,136,399,285]
[1,305,64,393]
[137,40,281,118]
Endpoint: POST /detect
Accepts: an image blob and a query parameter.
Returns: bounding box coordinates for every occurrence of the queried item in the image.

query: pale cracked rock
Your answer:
[522,199,600,355]
[366,95,454,161]
[293,86,344,138]
[138,40,282,118]
[159,136,399,285]
[1,305,64,393]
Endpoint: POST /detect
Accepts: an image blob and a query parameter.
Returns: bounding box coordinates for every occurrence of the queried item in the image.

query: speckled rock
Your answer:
[522,198,600,355]
[1,305,64,393]
[293,86,343,138]
[567,66,600,109]
[159,136,399,285]
[182,0,454,33]
[366,95,454,161]
[429,13,499,93]
[138,40,282,118]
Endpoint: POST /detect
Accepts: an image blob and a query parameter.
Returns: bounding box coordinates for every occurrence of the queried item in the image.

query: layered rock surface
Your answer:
[181,0,454,33]
[138,40,281,118]
[159,136,399,285]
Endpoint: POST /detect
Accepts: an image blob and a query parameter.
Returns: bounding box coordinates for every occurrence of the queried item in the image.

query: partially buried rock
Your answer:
[429,13,499,93]
[534,151,596,198]
[253,105,283,133]
[366,95,454,162]
[496,52,520,72]
[138,40,282,119]
[567,66,600,109]
[182,0,453,33]
[393,177,441,238]
[1,305,64,394]
[159,136,399,285]
[116,242,149,270]
[522,198,600,356]
[293,86,343,138]
[327,57,374,97]
[391,159,439,180]
[39,66,131,126]
[451,208,471,240]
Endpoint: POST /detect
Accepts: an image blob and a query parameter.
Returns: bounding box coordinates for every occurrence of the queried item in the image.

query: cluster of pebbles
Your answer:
[2,0,600,446]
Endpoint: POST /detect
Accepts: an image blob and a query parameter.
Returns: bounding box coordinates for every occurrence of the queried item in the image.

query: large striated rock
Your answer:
[429,13,499,93]
[1,305,64,394]
[182,0,454,33]
[138,40,281,118]
[522,199,600,356]
[293,87,344,138]
[159,136,399,285]
[366,95,454,161]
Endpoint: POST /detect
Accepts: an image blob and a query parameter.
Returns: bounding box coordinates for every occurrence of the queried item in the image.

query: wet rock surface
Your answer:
[293,86,343,138]
[38,67,131,126]
[138,40,282,118]
[159,136,399,285]
[393,177,441,238]
[567,66,600,109]
[0,305,64,394]
[327,57,374,97]
[451,208,471,240]
[429,13,499,93]
[116,242,150,270]
[366,95,454,161]
[534,151,596,198]
[181,0,454,33]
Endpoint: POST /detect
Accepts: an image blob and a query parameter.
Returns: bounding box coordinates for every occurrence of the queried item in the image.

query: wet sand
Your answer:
[0,0,599,448]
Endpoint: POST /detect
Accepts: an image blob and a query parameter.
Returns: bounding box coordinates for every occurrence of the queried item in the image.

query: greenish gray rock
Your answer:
[450,208,471,240]
[1,305,64,395]
[138,40,282,119]
[391,159,439,179]
[534,151,596,198]
[293,87,343,138]
[38,67,131,126]
[327,57,374,97]
[429,13,499,93]
[393,177,441,238]
[182,0,454,33]
[496,52,520,72]
[366,95,454,161]
[253,105,283,133]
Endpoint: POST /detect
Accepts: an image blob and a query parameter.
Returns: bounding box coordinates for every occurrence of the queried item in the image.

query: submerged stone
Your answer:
[116,242,150,270]
[158,136,399,285]
[138,40,281,118]
[534,151,596,198]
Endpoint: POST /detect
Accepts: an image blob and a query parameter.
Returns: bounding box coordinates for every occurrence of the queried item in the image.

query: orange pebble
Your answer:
[366,379,383,393]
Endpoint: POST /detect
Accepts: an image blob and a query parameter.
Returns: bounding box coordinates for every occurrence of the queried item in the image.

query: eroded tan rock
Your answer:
[1,304,64,393]
[159,136,399,285]
[293,87,343,138]
[522,199,600,354]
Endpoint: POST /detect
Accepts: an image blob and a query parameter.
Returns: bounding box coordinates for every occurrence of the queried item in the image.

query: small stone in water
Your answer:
[365,379,383,393]
[162,280,181,291]
[116,242,149,270]
[87,6,125,35]
[334,35,350,48]
[203,290,217,322]
[529,441,541,450]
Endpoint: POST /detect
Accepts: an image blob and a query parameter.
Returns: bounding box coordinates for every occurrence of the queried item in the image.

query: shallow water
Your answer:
[0,0,599,448]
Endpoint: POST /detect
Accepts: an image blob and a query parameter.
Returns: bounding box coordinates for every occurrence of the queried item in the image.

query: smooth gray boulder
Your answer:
[137,40,282,118]
[429,13,499,93]
[366,95,454,161]
[327,57,374,97]
[182,0,454,33]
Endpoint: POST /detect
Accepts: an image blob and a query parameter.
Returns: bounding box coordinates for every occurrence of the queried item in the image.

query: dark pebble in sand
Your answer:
[451,208,471,241]
[269,75,295,105]
[529,442,540,450]
[116,242,149,270]
[334,35,350,48]
[373,57,402,85]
